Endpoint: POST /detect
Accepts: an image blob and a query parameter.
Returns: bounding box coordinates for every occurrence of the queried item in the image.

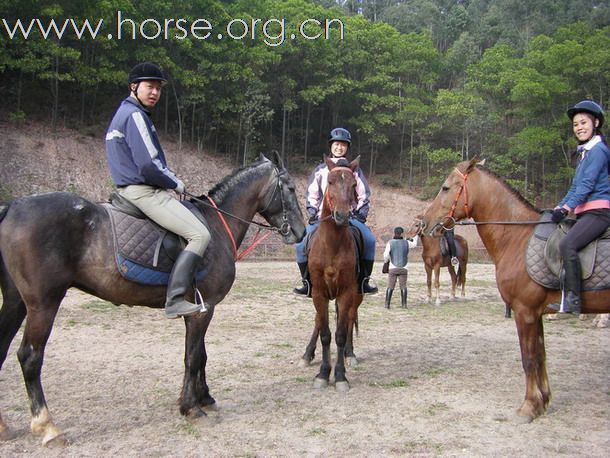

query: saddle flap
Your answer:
[109,191,146,218]
[544,224,597,280]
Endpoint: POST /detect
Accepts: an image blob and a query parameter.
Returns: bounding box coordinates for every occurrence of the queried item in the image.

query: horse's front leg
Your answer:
[344,316,358,367]
[313,299,331,389]
[180,311,215,418]
[434,266,441,306]
[425,266,433,304]
[513,307,550,422]
[333,299,351,393]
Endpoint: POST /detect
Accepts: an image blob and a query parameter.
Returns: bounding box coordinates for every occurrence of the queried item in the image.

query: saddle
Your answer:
[103,192,210,285]
[525,210,610,290]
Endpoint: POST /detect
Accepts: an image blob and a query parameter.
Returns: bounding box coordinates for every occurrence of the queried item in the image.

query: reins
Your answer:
[184,166,289,261]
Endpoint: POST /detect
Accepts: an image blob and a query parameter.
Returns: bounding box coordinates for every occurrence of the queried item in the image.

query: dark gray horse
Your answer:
[0,153,305,446]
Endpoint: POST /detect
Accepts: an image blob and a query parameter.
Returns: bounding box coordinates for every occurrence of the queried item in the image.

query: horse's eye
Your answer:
[441,185,449,192]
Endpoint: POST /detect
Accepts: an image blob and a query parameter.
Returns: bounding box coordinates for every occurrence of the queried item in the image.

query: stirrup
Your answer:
[451,257,459,266]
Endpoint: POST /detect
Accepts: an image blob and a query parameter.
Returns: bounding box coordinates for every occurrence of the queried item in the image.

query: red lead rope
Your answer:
[206,196,272,261]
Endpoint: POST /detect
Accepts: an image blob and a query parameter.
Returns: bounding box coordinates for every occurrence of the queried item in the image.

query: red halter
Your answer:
[447,167,471,223]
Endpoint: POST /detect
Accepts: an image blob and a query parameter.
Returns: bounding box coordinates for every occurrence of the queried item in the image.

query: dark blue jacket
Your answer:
[105,97,182,190]
[559,136,610,214]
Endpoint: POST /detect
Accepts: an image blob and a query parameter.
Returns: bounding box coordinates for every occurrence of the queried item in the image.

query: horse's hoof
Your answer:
[0,426,14,442]
[512,411,534,424]
[335,381,350,393]
[313,377,329,389]
[202,402,219,412]
[186,406,208,419]
[435,300,441,306]
[346,356,359,367]
[42,432,69,448]
[299,358,312,367]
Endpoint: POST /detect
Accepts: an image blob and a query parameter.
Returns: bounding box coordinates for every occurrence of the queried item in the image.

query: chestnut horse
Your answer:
[406,219,468,305]
[303,157,363,392]
[420,158,610,422]
[0,153,305,445]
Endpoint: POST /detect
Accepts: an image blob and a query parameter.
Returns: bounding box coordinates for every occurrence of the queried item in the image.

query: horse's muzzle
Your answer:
[332,210,350,226]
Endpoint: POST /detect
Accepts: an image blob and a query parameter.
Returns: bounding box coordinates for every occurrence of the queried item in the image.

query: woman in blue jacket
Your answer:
[549,100,610,313]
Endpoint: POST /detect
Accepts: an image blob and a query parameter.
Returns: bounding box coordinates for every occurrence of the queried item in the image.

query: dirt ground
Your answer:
[0,261,608,458]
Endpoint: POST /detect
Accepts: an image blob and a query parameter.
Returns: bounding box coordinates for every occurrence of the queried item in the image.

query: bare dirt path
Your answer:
[0,262,608,457]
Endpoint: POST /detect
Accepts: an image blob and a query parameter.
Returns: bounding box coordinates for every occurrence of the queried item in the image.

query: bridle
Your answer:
[428,166,554,235]
[319,166,356,225]
[186,165,293,260]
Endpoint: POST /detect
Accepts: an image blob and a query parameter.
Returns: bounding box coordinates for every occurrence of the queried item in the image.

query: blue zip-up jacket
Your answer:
[105,97,182,190]
[559,136,610,214]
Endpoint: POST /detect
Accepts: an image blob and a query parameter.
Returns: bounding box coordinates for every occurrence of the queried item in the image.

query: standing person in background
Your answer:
[293,127,378,296]
[548,100,610,314]
[105,62,211,319]
[383,227,418,309]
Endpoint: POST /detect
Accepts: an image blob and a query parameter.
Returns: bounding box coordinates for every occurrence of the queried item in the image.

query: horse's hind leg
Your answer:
[0,268,27,440]
[17,296,67,446]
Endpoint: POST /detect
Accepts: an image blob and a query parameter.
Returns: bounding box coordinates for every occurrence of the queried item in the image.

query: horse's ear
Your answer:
[325,155,335,169]
[350,155,360,171]
[271,150,284,168]
[259,153,268,162]
[466,156,482,173]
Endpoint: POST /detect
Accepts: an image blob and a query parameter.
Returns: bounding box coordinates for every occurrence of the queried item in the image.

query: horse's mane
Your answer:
[206,159,269,203]
[475,164,541,213]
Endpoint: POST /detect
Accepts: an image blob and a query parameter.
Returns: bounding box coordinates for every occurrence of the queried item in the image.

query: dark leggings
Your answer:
[559,209,610,261]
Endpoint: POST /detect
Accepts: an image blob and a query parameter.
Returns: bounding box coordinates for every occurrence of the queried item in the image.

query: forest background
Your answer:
[0,0,609,205]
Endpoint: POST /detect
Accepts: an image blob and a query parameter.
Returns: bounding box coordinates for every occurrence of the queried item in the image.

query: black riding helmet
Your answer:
[567,100,605,128]
[128,62,167,85]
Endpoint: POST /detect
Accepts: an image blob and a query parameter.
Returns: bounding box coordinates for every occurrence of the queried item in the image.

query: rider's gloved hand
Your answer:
[352,211,367,223]
[551,207,568,224]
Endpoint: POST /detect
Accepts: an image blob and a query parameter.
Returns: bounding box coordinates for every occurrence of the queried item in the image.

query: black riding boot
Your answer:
[361,260,378,294]
[165,251,206,319]
[400,288,408,308]
[293,261,311,296]
[384,288,393,308]
[548,256,582,314]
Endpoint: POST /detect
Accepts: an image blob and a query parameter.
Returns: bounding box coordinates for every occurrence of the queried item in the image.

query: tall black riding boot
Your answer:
[361,259,378,294]
[165,251,206,319]
[384,288,393,309]
[400,288,408,308]
[293,261,311,296]
[548,256,582,314]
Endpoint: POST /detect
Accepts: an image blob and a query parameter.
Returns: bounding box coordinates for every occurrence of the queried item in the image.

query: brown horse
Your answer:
[0,153,306,445]
[303,157,363,392]
[406,218,468,305]
[420,157,610,422]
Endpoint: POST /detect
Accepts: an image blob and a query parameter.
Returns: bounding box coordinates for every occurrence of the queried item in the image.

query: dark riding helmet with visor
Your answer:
[128,62,167,86]
[328,127,352,146]
[567,100,605,129]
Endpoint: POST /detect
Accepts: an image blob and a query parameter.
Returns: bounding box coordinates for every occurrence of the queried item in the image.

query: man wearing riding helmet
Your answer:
[105,62,211,319]
[293,127,378,296]
[549,100,610,314]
